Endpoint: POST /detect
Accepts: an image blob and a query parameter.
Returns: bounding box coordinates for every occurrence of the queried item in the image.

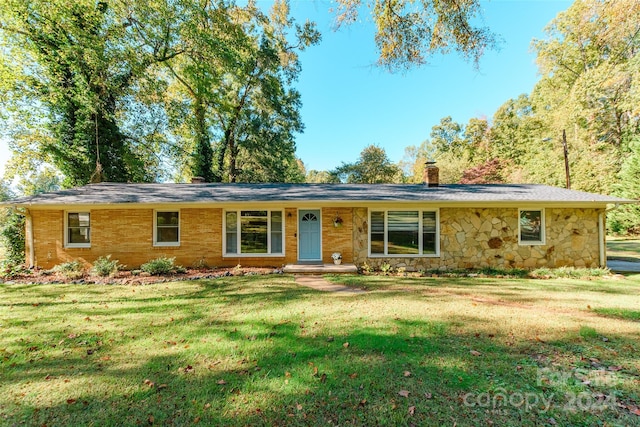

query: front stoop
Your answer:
[283,263,358,274]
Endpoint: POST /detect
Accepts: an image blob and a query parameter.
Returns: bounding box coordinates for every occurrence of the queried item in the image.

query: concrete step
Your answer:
[283,263,358,274]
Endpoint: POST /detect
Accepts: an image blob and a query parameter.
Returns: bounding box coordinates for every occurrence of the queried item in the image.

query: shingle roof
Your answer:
[6,182,632,206]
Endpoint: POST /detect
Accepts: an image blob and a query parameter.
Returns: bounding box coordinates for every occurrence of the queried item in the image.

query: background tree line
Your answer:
[309,0,639,234]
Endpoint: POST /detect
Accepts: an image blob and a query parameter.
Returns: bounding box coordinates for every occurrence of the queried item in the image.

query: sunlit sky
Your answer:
[291,0,571,172]
[0,0,572,178]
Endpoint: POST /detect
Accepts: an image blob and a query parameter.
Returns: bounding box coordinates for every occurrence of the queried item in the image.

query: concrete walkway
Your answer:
[607,260,640,273]
[295,275,366,294]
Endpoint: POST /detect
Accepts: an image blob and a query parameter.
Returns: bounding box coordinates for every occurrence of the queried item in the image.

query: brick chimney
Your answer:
[423,161,439,187]
[191,176,206,184]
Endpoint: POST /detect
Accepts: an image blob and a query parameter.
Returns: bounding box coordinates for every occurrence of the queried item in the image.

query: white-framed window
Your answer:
[224,210,284,256]
[369,209,439,257]
[154,210,180,246]
[519,209,545,245]
[65,212,91,248]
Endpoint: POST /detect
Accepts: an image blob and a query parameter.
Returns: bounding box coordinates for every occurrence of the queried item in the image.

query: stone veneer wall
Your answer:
[353,207,603,270]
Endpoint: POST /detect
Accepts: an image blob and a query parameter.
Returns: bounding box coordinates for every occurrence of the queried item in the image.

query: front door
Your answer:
[298,209,321,260]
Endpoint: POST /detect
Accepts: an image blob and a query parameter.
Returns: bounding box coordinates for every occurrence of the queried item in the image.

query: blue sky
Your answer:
[290,0,572,172]
[0,0,572,178]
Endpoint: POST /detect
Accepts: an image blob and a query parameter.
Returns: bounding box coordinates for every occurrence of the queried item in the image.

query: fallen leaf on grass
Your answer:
[66,399,76,405]
[157,384,167,390]
[148,415,154,424]
[296,404,303,411]
[217,379,227,385]
[608,365,623,371]
[343,342,349,348]
[320,373,327,383]
[204,403,211,409]
[398,390,410,398]
[470,350,481,356]
[425,392,433,399]
[193,416,200,423]
[359,399,367,407]
[403,371,411,377]
[349,373,357,379]
[408,406,416,415]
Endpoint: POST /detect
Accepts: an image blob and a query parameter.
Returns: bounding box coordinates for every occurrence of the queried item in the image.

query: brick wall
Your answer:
[29,208,297,269]
[321,207,353,263]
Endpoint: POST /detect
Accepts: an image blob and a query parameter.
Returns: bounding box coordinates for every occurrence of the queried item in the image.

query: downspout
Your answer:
[598,211,605,268]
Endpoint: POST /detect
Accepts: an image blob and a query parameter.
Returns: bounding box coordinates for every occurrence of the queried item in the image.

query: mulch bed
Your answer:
[1,267,281,285]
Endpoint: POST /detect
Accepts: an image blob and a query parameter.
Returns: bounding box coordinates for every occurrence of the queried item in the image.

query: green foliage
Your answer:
[52,260,85,280]
[0,208,25,266]
[379,262,392,275]
[609,139,640,234]
[140,256,177,275]
[406,0,640,197]
[360,262,374,274]
[335,0,497,71]
[529,267,610,279]
[91,255,121,277]
[331,145,401,183]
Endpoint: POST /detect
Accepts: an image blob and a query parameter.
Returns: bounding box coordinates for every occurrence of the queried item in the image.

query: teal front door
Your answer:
[299,209,321,260]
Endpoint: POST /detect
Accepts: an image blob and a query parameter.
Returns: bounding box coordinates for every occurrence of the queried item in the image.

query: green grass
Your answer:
[1,274,640,426]
[593,307,640,321]
[607,238,640,261]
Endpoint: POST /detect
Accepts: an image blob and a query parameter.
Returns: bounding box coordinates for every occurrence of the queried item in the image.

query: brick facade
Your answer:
[28,205,604,270]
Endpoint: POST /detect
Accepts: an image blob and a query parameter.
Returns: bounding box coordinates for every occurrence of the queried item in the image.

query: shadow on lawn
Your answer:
[5,326,640,426]
[2,276,639,426]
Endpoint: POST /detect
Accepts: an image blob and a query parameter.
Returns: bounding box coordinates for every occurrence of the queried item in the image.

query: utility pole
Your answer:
[562,129,571,189]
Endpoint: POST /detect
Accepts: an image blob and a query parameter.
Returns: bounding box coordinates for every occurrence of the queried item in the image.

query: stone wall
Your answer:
[353,207,603,270]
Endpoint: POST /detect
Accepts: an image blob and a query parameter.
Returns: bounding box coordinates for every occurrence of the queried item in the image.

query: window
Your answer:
[519,209,545,245]
[65,212,91,248]
[369,209,439,256]
[224,210,284,256]
[154,211,180,246]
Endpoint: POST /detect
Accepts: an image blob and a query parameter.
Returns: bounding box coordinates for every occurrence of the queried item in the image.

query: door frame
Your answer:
[297,208,322,261]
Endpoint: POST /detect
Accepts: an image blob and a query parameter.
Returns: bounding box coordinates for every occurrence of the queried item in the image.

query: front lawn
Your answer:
[1,274,639,426]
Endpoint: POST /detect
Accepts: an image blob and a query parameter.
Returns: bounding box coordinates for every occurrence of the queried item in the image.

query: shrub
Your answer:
[53,260,85,280]
[140,257,177,275]
[0,260,27,279]
[92,255,121,277]
[360,262,374,274]
[0,208,25,266]
[379,263,392,275]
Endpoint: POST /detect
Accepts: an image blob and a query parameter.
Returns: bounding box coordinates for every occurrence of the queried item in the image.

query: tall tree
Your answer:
[531,0,640,194]
[331,144,401,183]
[0,0,182,186]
